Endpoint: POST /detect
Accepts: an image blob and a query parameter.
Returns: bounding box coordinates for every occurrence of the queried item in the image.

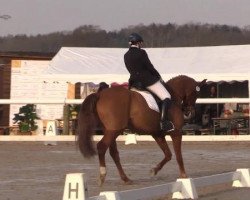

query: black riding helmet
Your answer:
[129,33,143,44]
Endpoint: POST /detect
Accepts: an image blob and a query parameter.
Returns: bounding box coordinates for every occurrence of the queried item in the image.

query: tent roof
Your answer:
[42,45,250,83]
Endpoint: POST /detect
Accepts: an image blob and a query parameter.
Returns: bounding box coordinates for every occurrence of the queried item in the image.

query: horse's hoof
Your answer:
[124,179,133,185]
[98,174,106,186]
[180,174,188,178]
[150,168,157,176]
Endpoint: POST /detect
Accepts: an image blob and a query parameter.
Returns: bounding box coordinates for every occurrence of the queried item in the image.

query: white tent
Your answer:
[41,45,250,86]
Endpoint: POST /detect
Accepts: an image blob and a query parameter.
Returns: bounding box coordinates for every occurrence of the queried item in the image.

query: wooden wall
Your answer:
[0,64,11,126]
[0,54,53,127]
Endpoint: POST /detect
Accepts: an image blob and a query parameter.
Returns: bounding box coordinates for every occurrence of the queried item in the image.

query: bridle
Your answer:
[181,85,201,116]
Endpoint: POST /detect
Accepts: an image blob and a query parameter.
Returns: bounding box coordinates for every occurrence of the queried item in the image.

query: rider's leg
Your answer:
[146,81,175,132]
[160,98,175,131]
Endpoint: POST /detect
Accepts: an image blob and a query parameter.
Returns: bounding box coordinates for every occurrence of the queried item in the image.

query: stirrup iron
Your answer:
[160,120,175,132]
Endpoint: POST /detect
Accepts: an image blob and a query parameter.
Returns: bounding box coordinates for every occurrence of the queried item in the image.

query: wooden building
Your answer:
[0,52,54,127]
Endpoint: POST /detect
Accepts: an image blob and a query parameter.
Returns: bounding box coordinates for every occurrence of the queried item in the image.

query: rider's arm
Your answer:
[142,50,161,78]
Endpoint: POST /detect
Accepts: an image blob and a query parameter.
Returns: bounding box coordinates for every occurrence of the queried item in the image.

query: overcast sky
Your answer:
[1,0,250,36]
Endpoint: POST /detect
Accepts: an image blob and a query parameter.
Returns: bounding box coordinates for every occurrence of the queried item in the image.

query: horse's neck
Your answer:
[172,94,183,106]
[168,87,184,106]
[167,80,186,105]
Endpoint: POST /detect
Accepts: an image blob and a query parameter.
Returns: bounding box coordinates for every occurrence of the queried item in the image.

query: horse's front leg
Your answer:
[171,133,187,178]
[151,135,172,176]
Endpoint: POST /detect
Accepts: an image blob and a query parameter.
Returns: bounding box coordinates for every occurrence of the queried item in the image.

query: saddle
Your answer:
[129,79,167,100]
[129,82,162,113]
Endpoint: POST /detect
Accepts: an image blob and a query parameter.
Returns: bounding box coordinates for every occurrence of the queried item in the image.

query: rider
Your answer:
[124,33,175,132]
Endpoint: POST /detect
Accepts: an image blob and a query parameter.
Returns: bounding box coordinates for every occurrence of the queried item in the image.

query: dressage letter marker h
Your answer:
[63,173,88,200]
[68,183,79,199]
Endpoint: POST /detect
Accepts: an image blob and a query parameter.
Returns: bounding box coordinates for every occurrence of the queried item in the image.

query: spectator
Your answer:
[222,102,237,117]
[202,86,217,127]
[97,82,109,93]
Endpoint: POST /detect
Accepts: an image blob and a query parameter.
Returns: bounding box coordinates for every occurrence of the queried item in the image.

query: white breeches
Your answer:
[146,81,171,101]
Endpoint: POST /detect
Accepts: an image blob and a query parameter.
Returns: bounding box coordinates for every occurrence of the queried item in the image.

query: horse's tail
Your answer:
[77,93,99,158]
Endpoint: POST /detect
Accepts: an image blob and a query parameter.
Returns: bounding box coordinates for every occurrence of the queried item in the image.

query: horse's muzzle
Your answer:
[182,106,195,120]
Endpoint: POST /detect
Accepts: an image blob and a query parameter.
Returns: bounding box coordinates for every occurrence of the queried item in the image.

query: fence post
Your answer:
[172,178,198,199]
[125,133,137,145]
[233,168,250,187]
[99,191,121,200]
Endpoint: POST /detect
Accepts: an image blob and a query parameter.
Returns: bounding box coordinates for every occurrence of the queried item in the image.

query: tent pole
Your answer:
[216,83,219,117]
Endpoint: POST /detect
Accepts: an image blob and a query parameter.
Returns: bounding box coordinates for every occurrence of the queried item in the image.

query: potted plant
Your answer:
[69,104,80,119]
[13,104,39,133]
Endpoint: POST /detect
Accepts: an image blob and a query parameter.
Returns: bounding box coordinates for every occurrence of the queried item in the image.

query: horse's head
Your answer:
[182,78,207,119]
[166,76,207,119]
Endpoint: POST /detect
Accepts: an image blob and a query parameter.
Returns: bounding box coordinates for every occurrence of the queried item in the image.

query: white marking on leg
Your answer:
[100,167,106,175]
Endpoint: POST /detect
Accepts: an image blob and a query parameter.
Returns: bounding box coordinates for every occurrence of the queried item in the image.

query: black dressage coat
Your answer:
[124,47,161,88]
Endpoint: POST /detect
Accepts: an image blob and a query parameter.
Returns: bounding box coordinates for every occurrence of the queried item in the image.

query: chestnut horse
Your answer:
[77,75,206,185]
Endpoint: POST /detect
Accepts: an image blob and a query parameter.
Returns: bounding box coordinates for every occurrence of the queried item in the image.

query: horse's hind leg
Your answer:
[151,135,172,176]
[171,134,187,178]
[97,130,118,186]
[109,141,132,184]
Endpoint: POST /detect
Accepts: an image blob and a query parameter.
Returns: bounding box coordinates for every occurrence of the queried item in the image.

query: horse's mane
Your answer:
[166,75,194,85]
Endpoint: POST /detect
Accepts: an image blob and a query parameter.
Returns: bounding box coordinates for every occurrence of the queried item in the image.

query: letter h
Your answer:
[68,182,79,199]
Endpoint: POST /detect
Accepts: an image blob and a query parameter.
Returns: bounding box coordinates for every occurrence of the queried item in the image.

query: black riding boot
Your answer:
[160,98,175,132]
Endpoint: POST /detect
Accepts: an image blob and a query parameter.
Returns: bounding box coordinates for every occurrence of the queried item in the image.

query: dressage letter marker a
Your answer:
[44,120,58,145]
[63,173,88,200]
[45,120,57,136]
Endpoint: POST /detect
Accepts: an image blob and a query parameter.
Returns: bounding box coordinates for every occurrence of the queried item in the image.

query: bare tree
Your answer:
[1,22,250,52]
[0,14,11,20]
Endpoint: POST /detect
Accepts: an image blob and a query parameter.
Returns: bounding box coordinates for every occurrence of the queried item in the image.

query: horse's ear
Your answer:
[195,79,207,92]
[198,79,207,87]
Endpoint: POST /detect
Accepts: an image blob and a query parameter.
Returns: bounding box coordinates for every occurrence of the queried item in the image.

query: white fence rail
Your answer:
[193,171,240,188]
[0,99,83,104]
[117,182,182,199]
[1,135,250,142]
[63,168,250,200]
[0,98,249,137]
[196,98,250,104]
[0,98,250,104]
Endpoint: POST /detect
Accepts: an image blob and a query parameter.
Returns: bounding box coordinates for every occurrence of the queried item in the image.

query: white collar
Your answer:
[130,45,140,48]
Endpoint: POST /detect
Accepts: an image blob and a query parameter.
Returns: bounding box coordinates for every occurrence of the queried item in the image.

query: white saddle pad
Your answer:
[131,88,160,113]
